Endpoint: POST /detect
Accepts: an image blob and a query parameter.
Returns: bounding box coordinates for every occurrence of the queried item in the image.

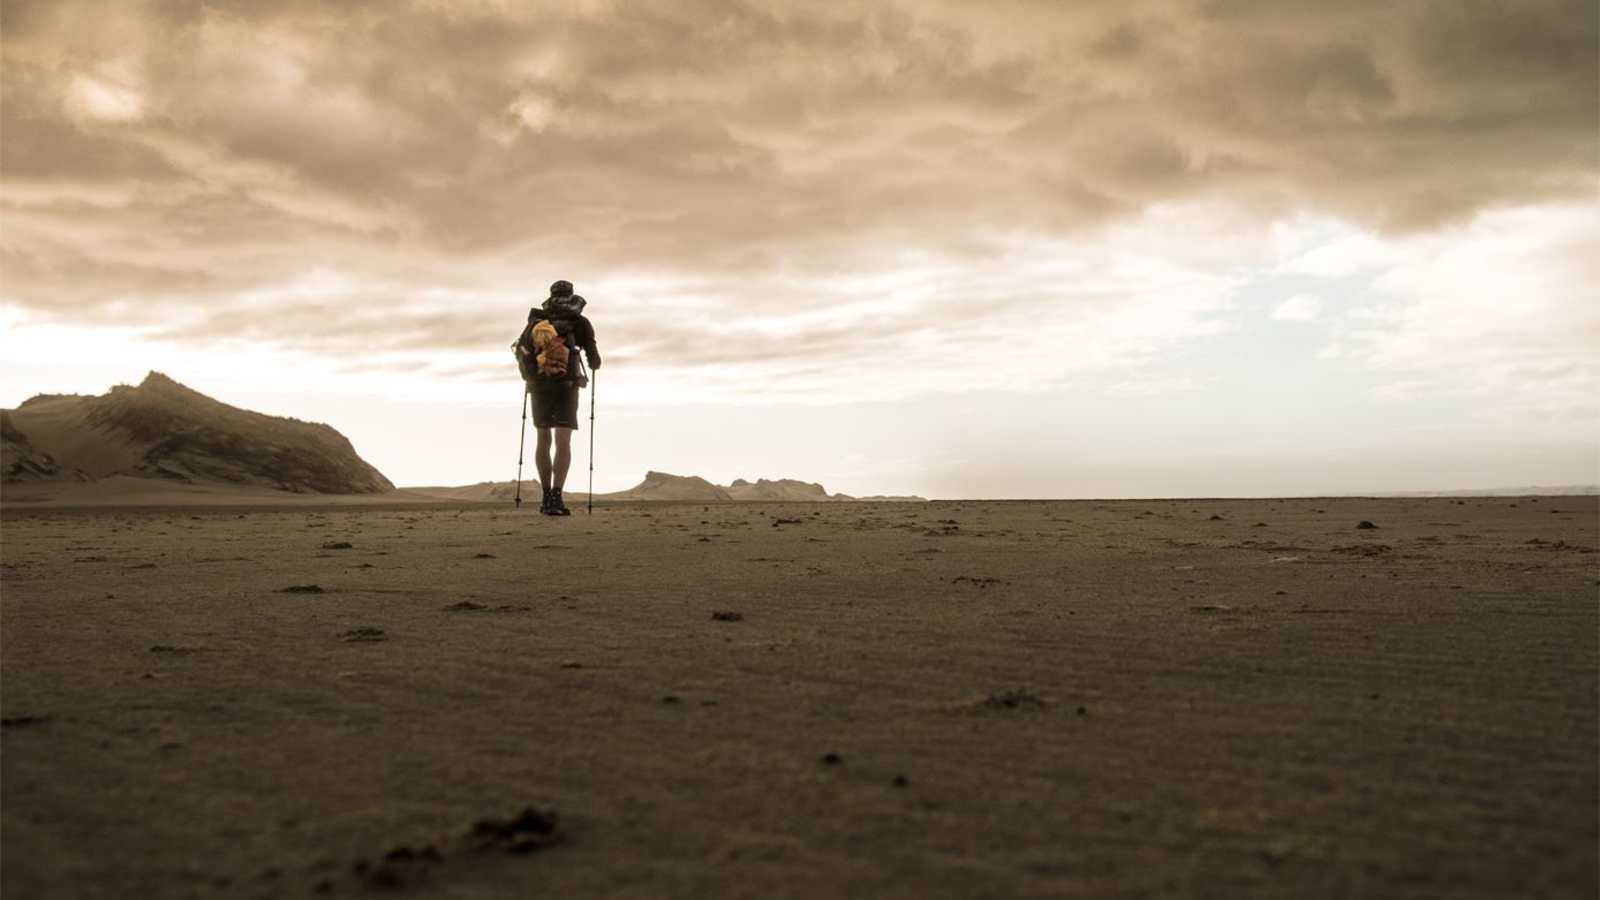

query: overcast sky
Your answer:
[2,0,1595,497]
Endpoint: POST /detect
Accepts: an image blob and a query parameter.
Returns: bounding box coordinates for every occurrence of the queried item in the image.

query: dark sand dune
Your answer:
[2,373,392,495]
[1,497,1595,898]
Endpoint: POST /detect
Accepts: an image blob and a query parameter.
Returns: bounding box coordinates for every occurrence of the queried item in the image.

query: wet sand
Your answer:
[2,497,1596,898]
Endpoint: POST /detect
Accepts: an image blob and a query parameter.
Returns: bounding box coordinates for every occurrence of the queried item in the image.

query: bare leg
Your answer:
[535,428,553,491]
[553,428,574,489]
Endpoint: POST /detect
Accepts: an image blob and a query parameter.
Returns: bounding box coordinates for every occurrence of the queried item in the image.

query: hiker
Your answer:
[515,280,601,515]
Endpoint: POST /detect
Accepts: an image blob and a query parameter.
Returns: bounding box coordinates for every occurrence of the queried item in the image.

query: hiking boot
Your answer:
[549,487,572,516]
[538,487,556,515]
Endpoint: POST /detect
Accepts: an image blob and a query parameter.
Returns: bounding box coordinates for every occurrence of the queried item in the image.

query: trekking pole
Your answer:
[588,369,596,515]
[513,386,529,509]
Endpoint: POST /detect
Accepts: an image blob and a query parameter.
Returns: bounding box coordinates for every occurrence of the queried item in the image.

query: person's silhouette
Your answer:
[514,280,601,515]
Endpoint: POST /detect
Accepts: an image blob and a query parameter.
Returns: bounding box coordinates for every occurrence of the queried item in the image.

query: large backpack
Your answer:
[512,296,587,382]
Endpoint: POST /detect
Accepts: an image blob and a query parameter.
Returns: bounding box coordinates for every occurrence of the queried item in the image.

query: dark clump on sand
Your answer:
[0,715,51,730]
[471,807,561,855]
[961,689,1049,713]
[333,808,559,892]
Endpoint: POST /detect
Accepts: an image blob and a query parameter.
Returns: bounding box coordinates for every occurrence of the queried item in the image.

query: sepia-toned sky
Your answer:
[2,0,1596,496]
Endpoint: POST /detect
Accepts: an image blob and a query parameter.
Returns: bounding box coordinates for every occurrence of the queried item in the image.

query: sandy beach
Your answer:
[2,495,1595,898]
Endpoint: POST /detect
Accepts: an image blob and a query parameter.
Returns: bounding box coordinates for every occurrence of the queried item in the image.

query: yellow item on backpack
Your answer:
[531,320,570,377]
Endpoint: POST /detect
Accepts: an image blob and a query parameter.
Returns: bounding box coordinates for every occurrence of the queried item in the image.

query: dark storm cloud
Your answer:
[0,0,1593,349]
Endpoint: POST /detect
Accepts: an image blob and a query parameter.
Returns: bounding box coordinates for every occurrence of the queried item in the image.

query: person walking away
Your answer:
[514,280,601,515]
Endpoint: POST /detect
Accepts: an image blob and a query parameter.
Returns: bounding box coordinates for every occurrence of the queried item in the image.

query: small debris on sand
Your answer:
[339,627,387,643]
[320,541,354,550]
[474,552,496,559]
[951,575,1003,587]
[711,611,744,622]
[960,689,1048,713]
[1356,521,1378,529]
[820,752,843,766]
[340,834,455,891]
[470,807,561,854]
[443,601,487,611]
[148,645,201,655]
[383,845,441,863]
[892,775,910,787]
[280,584,326,594]
[0,715,50,730]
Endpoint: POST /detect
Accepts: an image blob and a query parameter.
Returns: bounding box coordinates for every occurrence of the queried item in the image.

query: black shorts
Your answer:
[529,380,580,429]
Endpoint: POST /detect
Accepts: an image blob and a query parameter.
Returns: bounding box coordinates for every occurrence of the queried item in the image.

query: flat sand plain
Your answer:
[2,496,1596,899]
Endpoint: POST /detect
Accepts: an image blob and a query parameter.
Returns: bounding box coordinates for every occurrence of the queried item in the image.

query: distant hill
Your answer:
[2,372,393,494]
[407,471,927,502]
[726,477,832,502]
[402,481,524,503]
[602,471,733,501]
